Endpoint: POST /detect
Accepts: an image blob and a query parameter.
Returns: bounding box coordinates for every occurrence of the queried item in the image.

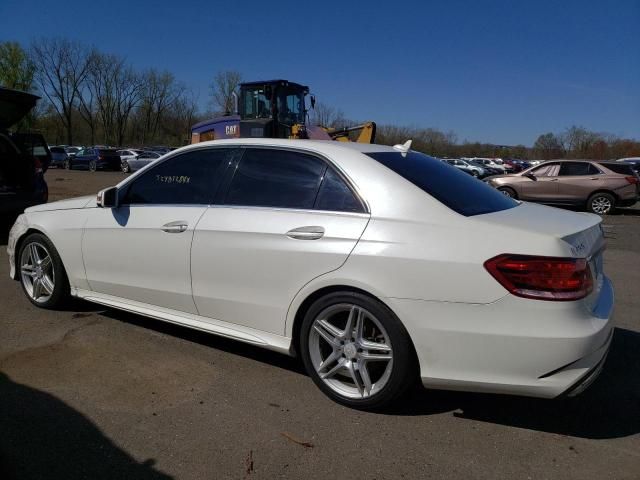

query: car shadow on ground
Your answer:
[98,306,639,440]
[383,327,640,440]
[0,372,173,480]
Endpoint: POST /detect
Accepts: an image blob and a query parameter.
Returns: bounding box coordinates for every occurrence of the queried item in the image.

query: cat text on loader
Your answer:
[190,79,376,144]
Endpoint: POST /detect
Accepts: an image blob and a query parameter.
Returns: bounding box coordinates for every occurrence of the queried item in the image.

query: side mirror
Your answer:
[524,172,537,181]
[310,95,316,109]
[97,186,118,208]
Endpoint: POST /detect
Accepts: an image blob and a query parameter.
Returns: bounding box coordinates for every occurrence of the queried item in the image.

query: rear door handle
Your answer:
[549,178,559,182]
[162,221,188,233]
[286,226,325,240]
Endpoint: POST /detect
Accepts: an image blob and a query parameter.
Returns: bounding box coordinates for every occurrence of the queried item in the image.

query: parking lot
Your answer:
[1,169,639,479]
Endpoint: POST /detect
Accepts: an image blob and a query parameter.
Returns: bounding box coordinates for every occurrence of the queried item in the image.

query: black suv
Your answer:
[0,88,49,218]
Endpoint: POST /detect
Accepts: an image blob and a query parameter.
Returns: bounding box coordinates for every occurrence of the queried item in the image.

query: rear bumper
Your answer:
[387,276,614,398]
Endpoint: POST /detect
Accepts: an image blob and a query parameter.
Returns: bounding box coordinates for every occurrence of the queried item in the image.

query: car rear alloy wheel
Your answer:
[89,160,97,172]
[64,159,71,170]
[301,292,416,409]
[588,193,615,215]
[122,161,131,173]
[18,233,69,308]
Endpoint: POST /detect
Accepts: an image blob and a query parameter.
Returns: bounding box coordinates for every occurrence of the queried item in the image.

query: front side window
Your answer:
[121,148,233,205]
[225,148,325,209]
[559,162,600,176]
[366,151,517,217]
[531,163,558,177]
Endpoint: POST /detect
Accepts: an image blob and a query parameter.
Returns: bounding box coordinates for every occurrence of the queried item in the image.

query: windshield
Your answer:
[366,151,518,216]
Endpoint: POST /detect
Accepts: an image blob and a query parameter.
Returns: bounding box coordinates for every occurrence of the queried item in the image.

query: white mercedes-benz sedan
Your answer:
[7,139,614,409]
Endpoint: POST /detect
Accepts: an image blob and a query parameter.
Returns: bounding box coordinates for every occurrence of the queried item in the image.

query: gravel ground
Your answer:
[0,168,638,479]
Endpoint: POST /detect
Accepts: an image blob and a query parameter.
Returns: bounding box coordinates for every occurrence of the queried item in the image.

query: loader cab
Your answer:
[238,80,308,139]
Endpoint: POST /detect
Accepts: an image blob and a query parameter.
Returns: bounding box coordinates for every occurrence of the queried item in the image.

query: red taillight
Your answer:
[484,254,593,301]
[34,157,43,173]
[625,176,639,185]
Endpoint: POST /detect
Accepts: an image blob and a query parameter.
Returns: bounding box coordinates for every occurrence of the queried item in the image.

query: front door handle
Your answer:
[549,178,559,182]
[286,226,325,240]
[162,221,188,233]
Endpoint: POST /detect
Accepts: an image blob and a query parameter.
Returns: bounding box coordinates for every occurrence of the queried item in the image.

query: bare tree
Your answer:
[31,38,92,145]
[309,101,348,128]
[137,69,183,144]
[533,132,564,159]
[211,70,242,115]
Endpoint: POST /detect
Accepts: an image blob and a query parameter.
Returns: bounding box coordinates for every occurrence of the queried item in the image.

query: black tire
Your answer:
[587,192,615,215]
[498,186,517,199]
[17,233,70,309]
[299,291,417,410]
[89,160,97,172]
[121,161,131,173]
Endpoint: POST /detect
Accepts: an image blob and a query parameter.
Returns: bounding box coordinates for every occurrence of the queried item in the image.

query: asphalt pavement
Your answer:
[0,169,639,479]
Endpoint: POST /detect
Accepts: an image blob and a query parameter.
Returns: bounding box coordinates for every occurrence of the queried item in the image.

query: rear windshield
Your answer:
[366,151,518,216]
[599,163,635,175]
[50,147,65,153]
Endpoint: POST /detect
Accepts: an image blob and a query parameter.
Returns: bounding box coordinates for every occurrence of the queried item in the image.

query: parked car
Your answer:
[66,147,122,171]
[8,139,613,409]
[472,158,506,172]
[49,146,69,168]
[503,159,531,173]
[441,158,485,178]
[469,160,502,177]
[487,160,639,214]
[0,87,48,217]
[617,158,640,176]
[118,149,161,173]
[64,146,81,158]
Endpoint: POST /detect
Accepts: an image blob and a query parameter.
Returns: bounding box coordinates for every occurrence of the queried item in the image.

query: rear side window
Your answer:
[122,148,232,205]
[599,163,634,175]
[558,162,600,176]
[225,148,325,209]
[366,151,517,216]
[316,167,365,213]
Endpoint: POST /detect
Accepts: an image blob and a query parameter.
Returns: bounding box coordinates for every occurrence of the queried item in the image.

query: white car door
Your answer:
[82,147,235,313]
[191,147,370,335]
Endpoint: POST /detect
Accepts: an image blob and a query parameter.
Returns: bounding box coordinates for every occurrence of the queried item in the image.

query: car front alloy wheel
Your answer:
[18,233,69,308]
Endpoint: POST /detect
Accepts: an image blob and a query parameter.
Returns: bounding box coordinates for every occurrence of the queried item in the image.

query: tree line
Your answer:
[1,39,198,147]
[1,38,638,159]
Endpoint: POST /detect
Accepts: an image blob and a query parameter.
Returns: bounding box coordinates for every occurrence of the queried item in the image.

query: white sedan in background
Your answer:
[8,139,613,409]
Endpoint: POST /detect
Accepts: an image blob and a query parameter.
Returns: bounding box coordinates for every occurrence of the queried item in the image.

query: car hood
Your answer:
[25,195,96,213]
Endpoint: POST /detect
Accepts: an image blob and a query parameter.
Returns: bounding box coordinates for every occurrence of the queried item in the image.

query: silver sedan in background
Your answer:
[117,149,161,173]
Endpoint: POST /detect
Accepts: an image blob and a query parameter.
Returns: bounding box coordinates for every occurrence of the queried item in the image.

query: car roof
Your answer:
[177,138,402,155]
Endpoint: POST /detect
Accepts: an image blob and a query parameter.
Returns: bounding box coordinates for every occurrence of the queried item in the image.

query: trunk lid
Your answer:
[0,88,40,129]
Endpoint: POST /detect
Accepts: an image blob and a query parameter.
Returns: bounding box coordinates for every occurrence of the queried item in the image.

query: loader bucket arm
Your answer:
[325,122,377,143]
